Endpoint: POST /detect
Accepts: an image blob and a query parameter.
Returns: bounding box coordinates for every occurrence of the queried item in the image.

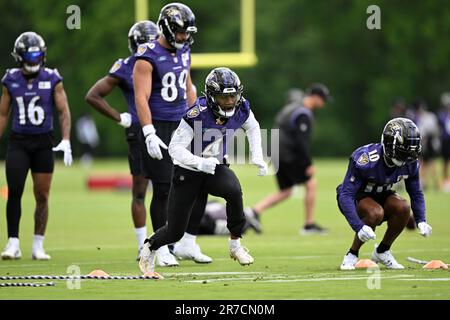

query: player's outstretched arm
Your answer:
[85,76,127,125]
[0,86,11,139]
[242,111,267,176]
[53,82,73,166]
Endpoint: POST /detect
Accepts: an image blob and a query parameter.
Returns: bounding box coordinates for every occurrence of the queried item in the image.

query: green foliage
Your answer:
[1,0,449,156]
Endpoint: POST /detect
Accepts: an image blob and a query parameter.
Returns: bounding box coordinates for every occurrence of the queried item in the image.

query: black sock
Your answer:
[376,242,391,254]
[348,249,359,257]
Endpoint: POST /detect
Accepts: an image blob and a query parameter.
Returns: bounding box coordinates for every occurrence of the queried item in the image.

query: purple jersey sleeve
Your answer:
[405,161,426,223]
[108,59,127,81]
[337,158,366,232]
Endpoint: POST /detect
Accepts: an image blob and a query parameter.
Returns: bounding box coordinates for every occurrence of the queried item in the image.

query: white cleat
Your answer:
[1,238,22,260]
[173,243,213,264]
[139,244,156,274]
[371,246,404,269]
[155,245,179,267]
[340,252,358,270]
[230,246,254,266]
[32,249,51,260]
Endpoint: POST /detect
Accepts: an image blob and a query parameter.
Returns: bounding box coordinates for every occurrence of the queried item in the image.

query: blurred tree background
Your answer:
[0,0,449,157]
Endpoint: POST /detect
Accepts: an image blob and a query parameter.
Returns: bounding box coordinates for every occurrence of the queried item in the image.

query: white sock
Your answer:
[156,245,170,254]
[180,232,196,246]
[135,226,147,249]
[229,238,241,250]
[32,235,45,252]
[8,237,19,247]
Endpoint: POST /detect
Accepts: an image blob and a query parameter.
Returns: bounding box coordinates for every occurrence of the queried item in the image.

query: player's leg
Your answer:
[141,167,204,273]
[205,165,253,265]
[131,175,148,259]
[340,197,384,270]
[30,138,55,260]
[370,194,409,269]
[173,192,212,263]
[30,173,52,260]
[2,142,30,260]
[126,124,149,258]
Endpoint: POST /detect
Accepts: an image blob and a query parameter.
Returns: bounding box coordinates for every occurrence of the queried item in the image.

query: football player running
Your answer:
[0,32,73,260]
[133,3,211,266]
[337,118,432,270]
[138,67,268,277]
[86,21,158,261]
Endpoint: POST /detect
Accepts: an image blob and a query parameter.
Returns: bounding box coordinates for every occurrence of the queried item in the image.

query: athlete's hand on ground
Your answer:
[143,124,168,160]
[252,158,268,176]
[357,225,376,242]
[197,157,220,175]
[417,222,432,237]
[52,139,73,166]
[118,112,132,128]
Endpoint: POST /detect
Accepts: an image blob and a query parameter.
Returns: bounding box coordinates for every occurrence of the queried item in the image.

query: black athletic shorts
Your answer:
[442,138,450,160]
[6,131,55,173]
[336,189,397,225]
[140,120,180,183]
[125,123,144,176]
[275,160,311,190]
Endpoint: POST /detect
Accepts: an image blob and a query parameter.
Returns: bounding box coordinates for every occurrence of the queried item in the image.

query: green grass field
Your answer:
[0,159,449,300]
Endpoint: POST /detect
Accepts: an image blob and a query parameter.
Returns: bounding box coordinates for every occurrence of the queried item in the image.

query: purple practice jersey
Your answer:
[134,40,191,122]
[2,67,62,134]
[438,110,450,140]
[336,143,426,232]
[183,96,251,159]
[108,56,139,124]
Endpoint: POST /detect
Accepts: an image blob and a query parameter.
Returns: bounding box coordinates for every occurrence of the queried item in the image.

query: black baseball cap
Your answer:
[306,83,332,102]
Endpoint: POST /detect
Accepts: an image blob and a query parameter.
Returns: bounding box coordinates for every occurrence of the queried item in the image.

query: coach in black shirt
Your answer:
[248,84,331,234]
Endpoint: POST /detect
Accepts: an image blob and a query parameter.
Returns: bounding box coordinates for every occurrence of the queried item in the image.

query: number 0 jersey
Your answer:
[336,143,426,232]
[2,67,62,134]
[134,40,191,122]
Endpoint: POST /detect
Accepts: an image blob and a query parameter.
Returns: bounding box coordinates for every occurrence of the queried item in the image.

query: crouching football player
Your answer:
[337,118,432,270]
[139,67,268,276]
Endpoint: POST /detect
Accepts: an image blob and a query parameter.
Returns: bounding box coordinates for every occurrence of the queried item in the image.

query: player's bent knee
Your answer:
[397,200,411,218]
[367,206,384,225]
[35,192,49,204]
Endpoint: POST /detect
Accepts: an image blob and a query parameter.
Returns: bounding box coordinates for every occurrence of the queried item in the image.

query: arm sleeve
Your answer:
[294,114,312,167]
[241,111,264,161]
[337,160,365,232]
[405,163,426,223]
[168,118,204,170]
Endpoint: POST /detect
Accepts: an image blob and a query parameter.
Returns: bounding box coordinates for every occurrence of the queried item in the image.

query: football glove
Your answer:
[52,139,73,166]
[197,157,220,175]
[142,124,168,160]
[118,112,132,128]
[252,158,268,176]
[417,222,432,237]
[357,225,376,242]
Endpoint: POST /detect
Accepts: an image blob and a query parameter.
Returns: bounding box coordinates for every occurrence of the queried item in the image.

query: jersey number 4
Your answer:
[16,96,45,126]
[161,70,188,102]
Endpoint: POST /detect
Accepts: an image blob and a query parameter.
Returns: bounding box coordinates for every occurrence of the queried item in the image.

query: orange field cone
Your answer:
[88,269,110,277]
[0,186,8,200]
[355,259,378,268]
[143,271,164,279]
[422,260,449,270]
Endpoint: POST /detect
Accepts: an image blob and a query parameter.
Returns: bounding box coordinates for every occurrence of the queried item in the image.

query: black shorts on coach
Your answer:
[275,160,311,190]
[6,131,55,173]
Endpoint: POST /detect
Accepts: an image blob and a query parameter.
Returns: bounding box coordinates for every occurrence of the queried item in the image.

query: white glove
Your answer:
[417,222,432,237]
[142,124,168,160]
[52,139,73,166]
[118,112,132,128]
[197,157,220,175]
[252,158,268,176]
[357,225,376,242]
